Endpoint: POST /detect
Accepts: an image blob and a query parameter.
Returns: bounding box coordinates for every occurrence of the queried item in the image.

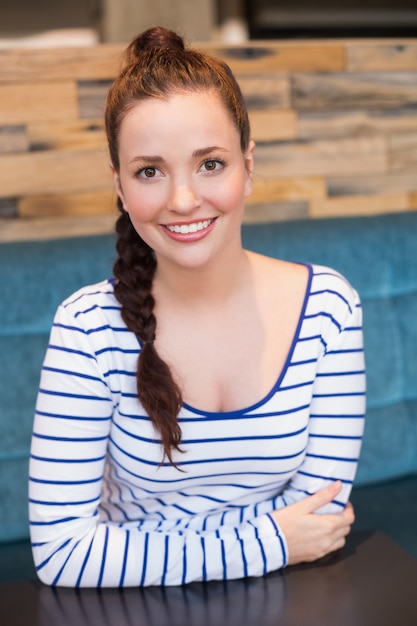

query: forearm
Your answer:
[30,509,287,587]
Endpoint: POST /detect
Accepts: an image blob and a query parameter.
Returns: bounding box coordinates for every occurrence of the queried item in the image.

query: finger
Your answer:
[297,481,343,514]
[332,518,354,546]
[342,501,355,524]
[325,534,348,558]
[314,520,353,561]
[327,510,354,542]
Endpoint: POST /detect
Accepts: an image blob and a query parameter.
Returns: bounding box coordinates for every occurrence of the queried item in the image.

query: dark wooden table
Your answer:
[1,531,417,626]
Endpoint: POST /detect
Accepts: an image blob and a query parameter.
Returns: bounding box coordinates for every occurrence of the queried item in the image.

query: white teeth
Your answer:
[166,219,213,234]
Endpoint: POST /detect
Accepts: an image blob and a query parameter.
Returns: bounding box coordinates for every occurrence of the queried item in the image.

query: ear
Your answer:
[244,140,255,198]
[110,163,127,210]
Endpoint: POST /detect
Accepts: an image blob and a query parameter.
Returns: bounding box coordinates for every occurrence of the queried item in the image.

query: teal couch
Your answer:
[1,211,417,583]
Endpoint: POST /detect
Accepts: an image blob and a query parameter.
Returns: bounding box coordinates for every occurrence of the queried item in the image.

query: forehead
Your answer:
[119,90,239,145]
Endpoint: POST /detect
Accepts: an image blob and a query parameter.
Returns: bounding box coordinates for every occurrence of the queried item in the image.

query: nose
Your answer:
[167,179,200,214]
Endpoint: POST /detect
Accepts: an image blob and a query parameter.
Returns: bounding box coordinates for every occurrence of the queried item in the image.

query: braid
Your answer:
[106,27,252,466]
[113,203,183,466]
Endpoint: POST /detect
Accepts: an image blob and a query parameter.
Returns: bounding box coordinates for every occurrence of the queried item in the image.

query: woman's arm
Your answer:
[272,482,355,564]
[29,299,288,587]
[278,282,365,507]
[270,276,365,563]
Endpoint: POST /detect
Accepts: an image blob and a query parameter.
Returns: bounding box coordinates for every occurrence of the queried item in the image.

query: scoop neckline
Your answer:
[181,262,313,418]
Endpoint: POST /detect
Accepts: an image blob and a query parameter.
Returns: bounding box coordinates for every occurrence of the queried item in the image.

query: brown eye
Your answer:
[202,159,226,173]
[136,165,162,180]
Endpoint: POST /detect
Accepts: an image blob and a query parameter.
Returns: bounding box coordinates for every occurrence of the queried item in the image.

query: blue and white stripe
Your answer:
[29,264,365,587]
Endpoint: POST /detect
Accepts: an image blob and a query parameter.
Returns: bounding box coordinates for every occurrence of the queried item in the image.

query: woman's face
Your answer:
[113,90,254,272]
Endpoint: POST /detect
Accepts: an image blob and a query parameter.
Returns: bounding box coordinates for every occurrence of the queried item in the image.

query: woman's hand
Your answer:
[271,481,355,565]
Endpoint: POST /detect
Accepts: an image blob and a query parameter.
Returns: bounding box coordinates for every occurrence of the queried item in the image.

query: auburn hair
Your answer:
[105,27,250,465]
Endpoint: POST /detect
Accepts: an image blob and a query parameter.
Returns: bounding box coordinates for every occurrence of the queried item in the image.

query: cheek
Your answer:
[122,183,166,222]
[213,171,248,211]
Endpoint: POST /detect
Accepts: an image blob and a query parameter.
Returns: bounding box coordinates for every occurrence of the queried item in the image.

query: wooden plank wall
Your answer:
[0,39,417,241]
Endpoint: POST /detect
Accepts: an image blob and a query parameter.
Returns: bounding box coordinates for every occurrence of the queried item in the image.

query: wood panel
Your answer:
[328,172,417,197]
[0,83,78,124]
[0,215,116,243]
[0,126,28,153]
[292,72,417,111]
[310,192,410,218]
[347,43,417,72]
[298,110,417,140]
[409,192,417,209]
[0,38,416,241]
[248,177,326,204]
[249,110,297,142]
[78,81,113,119]
[0,42,344,84]
[0,45,123,82]
[244,201,308,222]
[388,132,417,171]
[18,190,116,218]
[207,42,346,73]
[0,198,18,219]
[0,150,111,197]
[27,120,107,151]
[237,74,291,110]
[254,137,387,179]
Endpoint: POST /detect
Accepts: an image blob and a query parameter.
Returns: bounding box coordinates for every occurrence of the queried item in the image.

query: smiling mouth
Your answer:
[165,219,215,234]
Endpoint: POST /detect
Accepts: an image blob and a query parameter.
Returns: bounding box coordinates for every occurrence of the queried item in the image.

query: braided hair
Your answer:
[105,27,250,465]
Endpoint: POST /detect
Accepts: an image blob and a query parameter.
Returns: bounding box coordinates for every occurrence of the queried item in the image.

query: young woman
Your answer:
[29,27,365,587]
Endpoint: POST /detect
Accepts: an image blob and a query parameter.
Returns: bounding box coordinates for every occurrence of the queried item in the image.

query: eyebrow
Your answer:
[128,146,228,165]
[129,155,164,165]
[192,146,228,158]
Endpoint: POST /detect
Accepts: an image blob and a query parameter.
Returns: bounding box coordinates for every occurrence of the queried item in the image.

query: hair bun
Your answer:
[126,27,185,64]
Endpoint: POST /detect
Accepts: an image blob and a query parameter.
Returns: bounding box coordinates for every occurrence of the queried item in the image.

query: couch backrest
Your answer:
[1,211,417,541]
[242,213,417,486]
[0,234,116,541]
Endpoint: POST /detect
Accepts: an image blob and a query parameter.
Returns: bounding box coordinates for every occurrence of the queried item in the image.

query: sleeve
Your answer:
[271,281,366,514]
[29,304,288,588]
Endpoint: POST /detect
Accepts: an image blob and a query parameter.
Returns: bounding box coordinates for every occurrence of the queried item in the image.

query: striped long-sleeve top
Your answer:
[29,263,366,587]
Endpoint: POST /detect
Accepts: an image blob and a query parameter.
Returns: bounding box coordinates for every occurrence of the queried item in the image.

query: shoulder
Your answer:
[308,264,363,340]
[245,252,361,313]
[55,279,123,329]
[309,264,361,309]
[50,279,135,355]
[61,279,118,311]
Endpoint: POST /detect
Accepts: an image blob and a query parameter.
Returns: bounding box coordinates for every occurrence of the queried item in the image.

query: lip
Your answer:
[161,217,217,242]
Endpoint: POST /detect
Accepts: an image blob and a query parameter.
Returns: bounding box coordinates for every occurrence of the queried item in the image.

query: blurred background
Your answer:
[1,0,417,47]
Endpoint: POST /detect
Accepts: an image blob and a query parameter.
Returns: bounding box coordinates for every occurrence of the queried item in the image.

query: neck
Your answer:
[153,240,251,306]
